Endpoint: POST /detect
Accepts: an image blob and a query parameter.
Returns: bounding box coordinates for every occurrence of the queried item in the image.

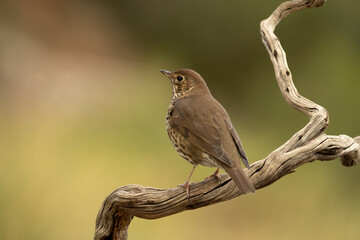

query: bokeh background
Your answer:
[0,0,359,239]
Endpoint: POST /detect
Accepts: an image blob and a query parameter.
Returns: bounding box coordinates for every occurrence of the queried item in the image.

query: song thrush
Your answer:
[160,69,255,196]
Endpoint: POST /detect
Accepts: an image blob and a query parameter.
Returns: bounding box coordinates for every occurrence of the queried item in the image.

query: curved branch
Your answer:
[260,0,329,152]
[94,1,359,239]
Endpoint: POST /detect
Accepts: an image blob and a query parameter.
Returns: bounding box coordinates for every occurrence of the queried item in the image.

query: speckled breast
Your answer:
[166,104,193,165]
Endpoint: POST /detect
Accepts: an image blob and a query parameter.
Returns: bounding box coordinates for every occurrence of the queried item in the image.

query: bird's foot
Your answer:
[178,181,193,198]
[205,168,222,184]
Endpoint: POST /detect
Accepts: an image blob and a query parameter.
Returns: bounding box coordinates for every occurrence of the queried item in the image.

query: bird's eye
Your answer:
[177,76,184,81]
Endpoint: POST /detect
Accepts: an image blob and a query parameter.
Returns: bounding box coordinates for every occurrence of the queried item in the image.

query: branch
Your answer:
[94,1,359,239]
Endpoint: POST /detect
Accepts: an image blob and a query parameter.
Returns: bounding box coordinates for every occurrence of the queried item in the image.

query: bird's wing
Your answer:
[224,119,250,168]
[170,98,233,167]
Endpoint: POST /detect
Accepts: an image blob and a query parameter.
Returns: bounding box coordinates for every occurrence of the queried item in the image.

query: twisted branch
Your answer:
[94,1,359,239]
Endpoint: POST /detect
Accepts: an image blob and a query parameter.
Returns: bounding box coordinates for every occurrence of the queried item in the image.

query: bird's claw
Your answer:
[205,168,222,183]
[178,181,194,198]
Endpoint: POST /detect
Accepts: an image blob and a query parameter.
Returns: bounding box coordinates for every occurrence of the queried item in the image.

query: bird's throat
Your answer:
[172,84,194,98]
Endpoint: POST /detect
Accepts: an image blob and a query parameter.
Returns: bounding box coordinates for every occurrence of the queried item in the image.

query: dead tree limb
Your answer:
[94,0,359,239]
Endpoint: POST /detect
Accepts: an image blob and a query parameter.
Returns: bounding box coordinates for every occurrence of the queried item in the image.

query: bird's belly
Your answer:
[166,126,194,164]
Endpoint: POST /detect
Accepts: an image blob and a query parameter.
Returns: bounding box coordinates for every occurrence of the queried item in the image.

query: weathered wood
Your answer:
[94,1,359,239]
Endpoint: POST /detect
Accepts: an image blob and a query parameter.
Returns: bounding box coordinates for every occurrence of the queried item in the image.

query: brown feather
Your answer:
[222,163,255,193]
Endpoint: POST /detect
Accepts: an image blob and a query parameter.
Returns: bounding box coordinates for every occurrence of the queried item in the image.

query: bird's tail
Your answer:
[222,164,255,194]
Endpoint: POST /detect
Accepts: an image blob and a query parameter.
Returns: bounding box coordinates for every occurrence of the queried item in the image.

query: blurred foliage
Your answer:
[0,0,359,240]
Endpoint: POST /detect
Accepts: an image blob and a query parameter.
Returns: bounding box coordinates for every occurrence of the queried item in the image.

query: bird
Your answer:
[160,68,255,197]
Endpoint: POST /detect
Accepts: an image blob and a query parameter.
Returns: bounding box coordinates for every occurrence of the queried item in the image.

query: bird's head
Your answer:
[160,69,210,97]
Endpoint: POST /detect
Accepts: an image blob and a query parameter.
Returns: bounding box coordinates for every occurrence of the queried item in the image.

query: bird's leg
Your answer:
[205,168,221,183]
[178,165,196,197]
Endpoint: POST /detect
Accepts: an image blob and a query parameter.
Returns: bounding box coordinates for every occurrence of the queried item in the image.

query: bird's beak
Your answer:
[160,69,171,78]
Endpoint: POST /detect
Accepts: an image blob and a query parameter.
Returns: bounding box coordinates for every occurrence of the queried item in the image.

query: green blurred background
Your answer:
[0,0,359,239]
